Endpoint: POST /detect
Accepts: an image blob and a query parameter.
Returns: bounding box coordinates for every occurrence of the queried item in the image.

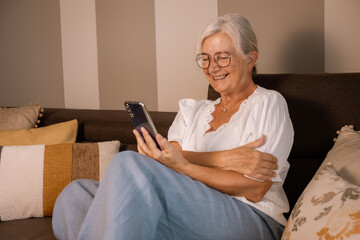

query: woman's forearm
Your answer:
[170,141,221,167]
[179,162,272,203]
[180,150,222,168]
[171,141,278,181]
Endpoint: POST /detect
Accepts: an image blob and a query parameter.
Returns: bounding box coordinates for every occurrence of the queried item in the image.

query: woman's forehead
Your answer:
[201,32,237,54]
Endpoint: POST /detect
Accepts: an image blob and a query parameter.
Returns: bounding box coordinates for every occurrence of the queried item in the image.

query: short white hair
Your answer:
[197,13,258,57]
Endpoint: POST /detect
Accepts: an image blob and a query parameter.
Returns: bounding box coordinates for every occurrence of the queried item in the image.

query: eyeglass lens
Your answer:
[196,52,231,69]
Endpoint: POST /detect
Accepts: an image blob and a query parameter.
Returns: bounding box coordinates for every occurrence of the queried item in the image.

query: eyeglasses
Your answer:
[195,52,232,69]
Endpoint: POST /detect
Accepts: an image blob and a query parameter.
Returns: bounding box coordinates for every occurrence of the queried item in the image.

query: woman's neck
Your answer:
[220,82,257,108]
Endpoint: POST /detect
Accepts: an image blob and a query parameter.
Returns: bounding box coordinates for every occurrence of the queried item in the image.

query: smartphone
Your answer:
[124,101,160,149]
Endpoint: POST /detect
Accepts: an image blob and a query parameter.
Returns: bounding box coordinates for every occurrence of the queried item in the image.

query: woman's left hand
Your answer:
[133,127,191,174]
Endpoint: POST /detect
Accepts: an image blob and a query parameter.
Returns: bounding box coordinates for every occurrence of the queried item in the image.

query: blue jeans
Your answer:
[52,151,284,240]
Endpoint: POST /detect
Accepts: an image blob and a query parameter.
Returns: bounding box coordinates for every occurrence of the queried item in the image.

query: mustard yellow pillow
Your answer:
[0,119,78,146]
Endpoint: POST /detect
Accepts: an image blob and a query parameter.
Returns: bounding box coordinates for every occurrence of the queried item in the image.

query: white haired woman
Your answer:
[52,13,293,240]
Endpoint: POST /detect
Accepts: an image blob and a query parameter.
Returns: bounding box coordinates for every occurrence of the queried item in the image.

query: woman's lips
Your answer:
[212,73,229,80]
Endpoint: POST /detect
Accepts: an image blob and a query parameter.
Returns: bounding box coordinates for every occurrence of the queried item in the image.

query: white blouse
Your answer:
[168,86,294,225]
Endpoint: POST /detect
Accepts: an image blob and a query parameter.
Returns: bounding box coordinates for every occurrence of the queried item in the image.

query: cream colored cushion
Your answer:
[0,103,42,130]
[282,164,360,239]
[282,164,360,240]
[0,119,78,146]
[282,125,360,240]
[0,141,120,221]
[316,125,360,186]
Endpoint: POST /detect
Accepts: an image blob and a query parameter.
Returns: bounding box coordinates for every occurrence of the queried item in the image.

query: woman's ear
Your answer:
[247,51,258,71]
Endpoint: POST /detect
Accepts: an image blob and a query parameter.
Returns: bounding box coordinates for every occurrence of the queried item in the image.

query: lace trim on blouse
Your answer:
[204,86,259,135]
[204,98,220,134]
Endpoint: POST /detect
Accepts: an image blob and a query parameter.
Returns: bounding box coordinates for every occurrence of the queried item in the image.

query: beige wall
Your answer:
[218,0,325,74]
[155,0,217,111]
[96,0,158,110]
[1,1,360,111]
[60,0,100,109]
[0,0,64,107]
[325,0,360,72]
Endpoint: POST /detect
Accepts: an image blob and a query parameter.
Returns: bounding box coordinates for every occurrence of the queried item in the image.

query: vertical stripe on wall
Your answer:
[59,0,100,109]
[95,0,158,111]
[155,0,217,112]
[0,0,64,108]
[325,0,360,73]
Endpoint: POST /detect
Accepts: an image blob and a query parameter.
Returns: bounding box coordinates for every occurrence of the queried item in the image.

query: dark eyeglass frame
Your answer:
[195,52,232,69]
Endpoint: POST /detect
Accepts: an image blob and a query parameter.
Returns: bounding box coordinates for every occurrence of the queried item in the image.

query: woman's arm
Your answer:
[170,139,278,182]
[180,162,273,203]
[134,128,272,202]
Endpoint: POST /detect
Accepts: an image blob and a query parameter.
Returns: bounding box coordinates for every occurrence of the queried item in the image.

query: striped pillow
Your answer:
[0,141,120,221]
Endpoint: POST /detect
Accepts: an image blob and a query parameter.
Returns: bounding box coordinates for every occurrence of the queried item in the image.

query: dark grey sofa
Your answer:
[1,73,359,239]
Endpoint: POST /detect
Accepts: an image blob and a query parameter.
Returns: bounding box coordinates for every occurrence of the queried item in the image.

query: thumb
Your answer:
[244,134,266,149]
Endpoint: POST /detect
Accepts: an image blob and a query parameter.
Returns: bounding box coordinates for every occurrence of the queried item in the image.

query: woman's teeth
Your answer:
[213,74,228,80]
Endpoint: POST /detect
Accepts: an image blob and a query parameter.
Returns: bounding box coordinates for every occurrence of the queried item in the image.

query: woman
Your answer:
[52,13,293,240]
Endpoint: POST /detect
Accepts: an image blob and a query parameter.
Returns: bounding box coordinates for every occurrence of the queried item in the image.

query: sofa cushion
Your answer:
[316,125,360,186]
[0,119,78,146]
[0,141,120,221]
[282,125,360,239]
[282,164,360,239]
[0,103,42,130]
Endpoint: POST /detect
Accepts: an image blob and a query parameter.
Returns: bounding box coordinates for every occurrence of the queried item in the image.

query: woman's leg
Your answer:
[73,151,283,240]
[52,179,99,240]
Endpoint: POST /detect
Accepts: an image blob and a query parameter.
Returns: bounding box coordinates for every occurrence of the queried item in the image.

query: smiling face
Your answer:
[201,31,255,97]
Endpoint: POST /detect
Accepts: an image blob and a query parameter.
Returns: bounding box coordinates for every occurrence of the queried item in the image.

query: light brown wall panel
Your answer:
[325,0,360,73]
[0,0,64,107]
[95,0,158,110]
[218,0,324,73]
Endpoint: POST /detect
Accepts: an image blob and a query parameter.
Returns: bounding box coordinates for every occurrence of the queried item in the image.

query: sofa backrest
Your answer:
[40,108,176,152]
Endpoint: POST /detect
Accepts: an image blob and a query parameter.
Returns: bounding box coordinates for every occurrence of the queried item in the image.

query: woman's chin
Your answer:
[211,82,228,94]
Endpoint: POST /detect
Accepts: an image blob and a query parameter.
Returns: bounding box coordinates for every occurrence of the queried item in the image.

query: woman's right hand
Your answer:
[218,135,278,181]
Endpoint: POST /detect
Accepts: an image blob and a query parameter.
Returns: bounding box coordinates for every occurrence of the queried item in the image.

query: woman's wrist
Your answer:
[178,160,196,175]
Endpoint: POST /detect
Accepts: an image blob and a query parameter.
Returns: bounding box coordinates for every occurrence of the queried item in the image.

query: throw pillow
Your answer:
[0,119,78,146]
[316,125,360,186]
[0,103,43,130]
[282,164,360,240]
[0,140,120,221]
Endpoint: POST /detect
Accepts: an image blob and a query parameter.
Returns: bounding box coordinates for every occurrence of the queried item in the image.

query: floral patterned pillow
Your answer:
[282,163,360,239]
[316,125,360,186]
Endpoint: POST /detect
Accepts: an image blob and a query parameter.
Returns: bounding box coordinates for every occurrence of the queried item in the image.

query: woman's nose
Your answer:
[208,60,221,73]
